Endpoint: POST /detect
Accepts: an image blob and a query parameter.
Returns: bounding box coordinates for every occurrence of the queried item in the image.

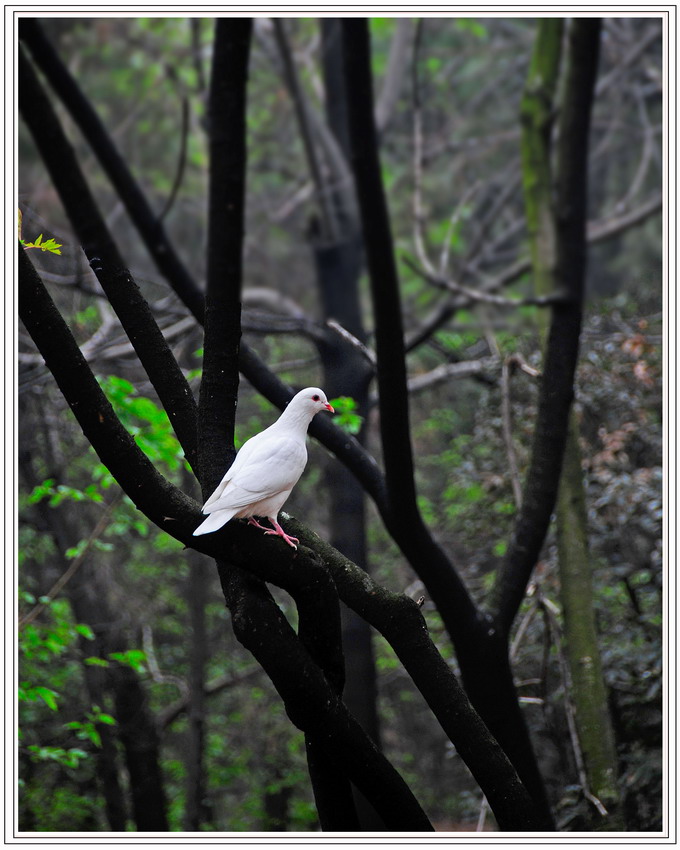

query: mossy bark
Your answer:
[521,17,622,828]
[557,422,622,826]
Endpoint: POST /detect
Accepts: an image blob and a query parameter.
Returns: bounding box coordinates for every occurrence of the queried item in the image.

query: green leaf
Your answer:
[74,623,95,640]
[109,649,146,672]
[83,656,110,667]
[33,686,59,711]
[95,712,117,726]
[329,396,364,435]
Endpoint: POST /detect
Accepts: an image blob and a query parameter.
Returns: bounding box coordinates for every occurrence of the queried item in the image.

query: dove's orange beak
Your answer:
[324,402,334,413]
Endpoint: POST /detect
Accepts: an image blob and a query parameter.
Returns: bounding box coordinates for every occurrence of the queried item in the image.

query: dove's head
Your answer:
[291,387,334,417]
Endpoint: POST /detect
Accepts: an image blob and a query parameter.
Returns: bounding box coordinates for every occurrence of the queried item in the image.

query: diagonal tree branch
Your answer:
[19,18,206,323]
[18,44,199,473]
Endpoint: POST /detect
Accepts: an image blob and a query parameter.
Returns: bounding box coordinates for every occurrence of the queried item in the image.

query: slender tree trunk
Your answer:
[557,423,623,826]
[520,16,621,827]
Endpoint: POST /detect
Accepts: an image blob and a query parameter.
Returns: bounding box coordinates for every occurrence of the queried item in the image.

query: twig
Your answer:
[142,624,189,696]
[439,181,481,277]
[595,22,661,97]
[500,351,542,510]
[270,180,314,223]
[411,19,437,278]
[158,96,189,222]
[158,665,262,728]
[19,495,122,629]
[404,256,567,308]
[501,357,524,509]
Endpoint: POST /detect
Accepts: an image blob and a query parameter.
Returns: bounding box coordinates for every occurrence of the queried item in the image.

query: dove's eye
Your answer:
[312,394,320,401]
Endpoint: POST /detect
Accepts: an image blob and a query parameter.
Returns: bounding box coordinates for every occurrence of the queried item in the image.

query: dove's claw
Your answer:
[249,517,299,549]
[265,520,299,549]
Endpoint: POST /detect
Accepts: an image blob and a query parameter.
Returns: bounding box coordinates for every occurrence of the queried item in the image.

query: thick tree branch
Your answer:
[198,18,251,494]
[341,19,418,515]
[285,519,550,831]
[217,567,432,831]
[203,22,357,829]
[18,44,199,473]
[341,19,479,632]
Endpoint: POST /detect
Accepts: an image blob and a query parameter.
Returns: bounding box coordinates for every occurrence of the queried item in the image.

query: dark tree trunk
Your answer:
[317,20,384,829]
[183,550,213,831]
[112,665,169,831]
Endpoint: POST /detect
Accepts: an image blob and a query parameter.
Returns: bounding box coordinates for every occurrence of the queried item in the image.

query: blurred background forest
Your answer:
[18,16,662,833]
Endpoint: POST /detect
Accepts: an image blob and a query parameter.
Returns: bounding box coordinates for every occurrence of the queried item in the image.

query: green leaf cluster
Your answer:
[98,375,184,472]
[329,396,364,435]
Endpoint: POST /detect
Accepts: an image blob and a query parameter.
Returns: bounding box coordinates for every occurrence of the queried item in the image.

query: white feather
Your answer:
[193,387,333,542]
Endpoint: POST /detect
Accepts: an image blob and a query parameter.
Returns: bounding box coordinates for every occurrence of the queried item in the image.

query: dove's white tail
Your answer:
[193,509,235,536]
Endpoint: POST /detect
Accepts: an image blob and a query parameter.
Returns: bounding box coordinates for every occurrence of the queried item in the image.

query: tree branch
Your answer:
[197,18,251,494]
[273,18,339,242]
[493,18,602,633]
[340,19,480,631]
[18,44,199,473]
[19,18,206,324]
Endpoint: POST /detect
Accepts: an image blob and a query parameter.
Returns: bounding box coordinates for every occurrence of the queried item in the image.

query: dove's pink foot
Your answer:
[248,517,299,549]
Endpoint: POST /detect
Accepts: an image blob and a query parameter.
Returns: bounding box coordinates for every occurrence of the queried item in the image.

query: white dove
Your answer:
[193,387,334,548]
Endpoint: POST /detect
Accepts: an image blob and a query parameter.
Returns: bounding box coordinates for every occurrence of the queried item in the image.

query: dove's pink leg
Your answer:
[247,517,299,549]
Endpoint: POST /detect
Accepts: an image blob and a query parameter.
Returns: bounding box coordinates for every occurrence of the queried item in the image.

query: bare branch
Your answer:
[273,18,339,241]
[403,256,567,308]
[411,19,437,278]
[375,18,413,133]
[326,319,377,366]
[596,22,661,97]
[157,96,189,222]
[501,358,524,510]
[588,193,662,243]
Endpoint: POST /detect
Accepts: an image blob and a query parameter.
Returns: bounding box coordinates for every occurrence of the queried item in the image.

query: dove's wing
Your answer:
[201,427,273,511]
[202,434,307,514]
